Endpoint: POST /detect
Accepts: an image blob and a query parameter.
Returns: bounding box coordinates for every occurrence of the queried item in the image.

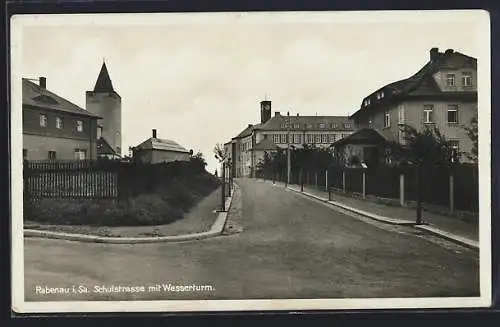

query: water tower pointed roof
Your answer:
[93,61,115,93]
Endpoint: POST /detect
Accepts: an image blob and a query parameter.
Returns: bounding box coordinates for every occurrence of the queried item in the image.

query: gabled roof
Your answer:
[93,62,115,93]
[258,115,354,131]
[133,137,190,153]
[97,137,117,155]
[251,136,279,151]
[351,49,477,119]
[22,79,101,118]
[233,123,262,140]
[332,128,387,147]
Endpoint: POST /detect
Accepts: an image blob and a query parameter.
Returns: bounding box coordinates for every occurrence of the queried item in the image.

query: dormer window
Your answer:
[319,123,325,129]
[380,91,384,98]
[462,72,472,87]
[344,122,352,129]
[331,123,338,129]
[293,123,300,129]
[446,73,456,86]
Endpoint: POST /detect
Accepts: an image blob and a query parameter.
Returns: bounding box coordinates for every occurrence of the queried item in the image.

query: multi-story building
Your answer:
[227,100,354,177]
[335,47,478,165]
[22,77,100,161]
[86,61,122,159]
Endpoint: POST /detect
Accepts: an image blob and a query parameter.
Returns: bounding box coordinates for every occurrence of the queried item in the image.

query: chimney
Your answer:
[297,113,299,117]
[430,47,439,61]
[445,49,454,55]
[248,124,253,128]
[39,77,46,89]
[152,129,157,138]
[275,111,281,117]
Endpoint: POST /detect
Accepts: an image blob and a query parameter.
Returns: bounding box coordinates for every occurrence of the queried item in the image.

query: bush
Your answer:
[25,169,220,227]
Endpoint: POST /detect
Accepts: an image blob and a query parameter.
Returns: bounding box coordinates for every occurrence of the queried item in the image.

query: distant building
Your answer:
[336,47,478,166]
[86,61,122,159]
[22,77,100,161]
[132,129,191,164]
[225,100,354,177]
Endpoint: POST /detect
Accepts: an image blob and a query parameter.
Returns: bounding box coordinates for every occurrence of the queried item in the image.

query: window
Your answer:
[449,140,460,163]
[462,72,472,86]
[55,117,64,129]
[398,104,406,124]
[306,134,314,144]
[23,149,27,160]
[293,123,300,129]
[398,129,406,145]
[314,134,321,143]
[384,110,390,128]
[39,114,47,127]
[344,123,352,129]
[329,134,336,143]
[446,73,455,86]
[294,134,301,144]
[48,151,56,160]
[76,120,84,132]
[97,126,102,139]
[280,134,287,144]
[331,123,338,129]
[74,149,87,160]
[306,123,312,129]
[319,123,325,129]
[447,104,459,124]
[423,105,434,124]
[380,91,385,98]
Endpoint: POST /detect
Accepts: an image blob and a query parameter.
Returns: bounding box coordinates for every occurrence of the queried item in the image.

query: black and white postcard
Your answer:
[10,10,492,313]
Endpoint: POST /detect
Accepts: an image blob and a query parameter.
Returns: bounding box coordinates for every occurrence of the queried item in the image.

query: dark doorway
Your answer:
[363,146,379,166]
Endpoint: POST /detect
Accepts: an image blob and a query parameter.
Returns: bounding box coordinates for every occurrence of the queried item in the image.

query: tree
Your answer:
[462,117,478,164]
[386,124,456,224]
[189,151,208,172]
[213,143,228,163]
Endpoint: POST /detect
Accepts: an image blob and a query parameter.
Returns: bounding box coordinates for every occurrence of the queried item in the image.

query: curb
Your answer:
[274,182,478,250]
[414,225,479,250]
[24,184,237,244]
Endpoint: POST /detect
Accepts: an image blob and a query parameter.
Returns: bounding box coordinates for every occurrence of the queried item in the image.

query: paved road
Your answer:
[23,178,479,302]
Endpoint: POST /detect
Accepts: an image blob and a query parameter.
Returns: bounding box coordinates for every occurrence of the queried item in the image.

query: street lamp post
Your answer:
[286,111,291,187]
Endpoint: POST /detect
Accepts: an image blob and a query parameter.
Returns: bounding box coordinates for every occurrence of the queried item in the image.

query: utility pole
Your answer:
[287,111,291,186]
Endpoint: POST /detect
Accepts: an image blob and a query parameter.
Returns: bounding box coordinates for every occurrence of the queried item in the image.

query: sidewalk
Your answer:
[267,180,478,246]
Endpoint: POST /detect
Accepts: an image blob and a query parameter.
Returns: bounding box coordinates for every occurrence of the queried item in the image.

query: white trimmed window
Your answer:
[384,110,391,128]
[398,104,406,124]
[423,105,434,124]
[76,120,84,132]
[447,104,459,124]
[449,140,460,163]
[280,134,287,144]
[273,134,280,144]
[306,134,313,143]
[39,114,47,127]
[462,72,472,86]
[446,73,455,86]
[314,134,321,143]
[56,117,63,129]
[97,126,102,139]
[329,134,336,143]
[344,122,352,129]
[74,149,87,160]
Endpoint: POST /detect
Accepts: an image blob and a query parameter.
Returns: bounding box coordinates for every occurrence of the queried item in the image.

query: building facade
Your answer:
[132,129,191,164]
[22,77,100,161]
[227,100,354,177]
[337,47,478,165]
[86,62,122,159]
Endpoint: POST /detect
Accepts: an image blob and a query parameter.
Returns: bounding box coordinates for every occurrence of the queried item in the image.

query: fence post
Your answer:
[342,169,346,193]
[300,169,304,192]
[325,170,328,191]
[449,172,454,214]
[400,173,405,206]
[362,170,366,199]
[221,162,226,211]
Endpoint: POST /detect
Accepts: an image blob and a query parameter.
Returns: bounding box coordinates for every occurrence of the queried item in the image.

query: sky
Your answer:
[18,11,486,174]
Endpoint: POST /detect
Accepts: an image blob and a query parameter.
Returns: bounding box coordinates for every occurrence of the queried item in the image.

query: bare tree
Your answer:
[213,143,228,163]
